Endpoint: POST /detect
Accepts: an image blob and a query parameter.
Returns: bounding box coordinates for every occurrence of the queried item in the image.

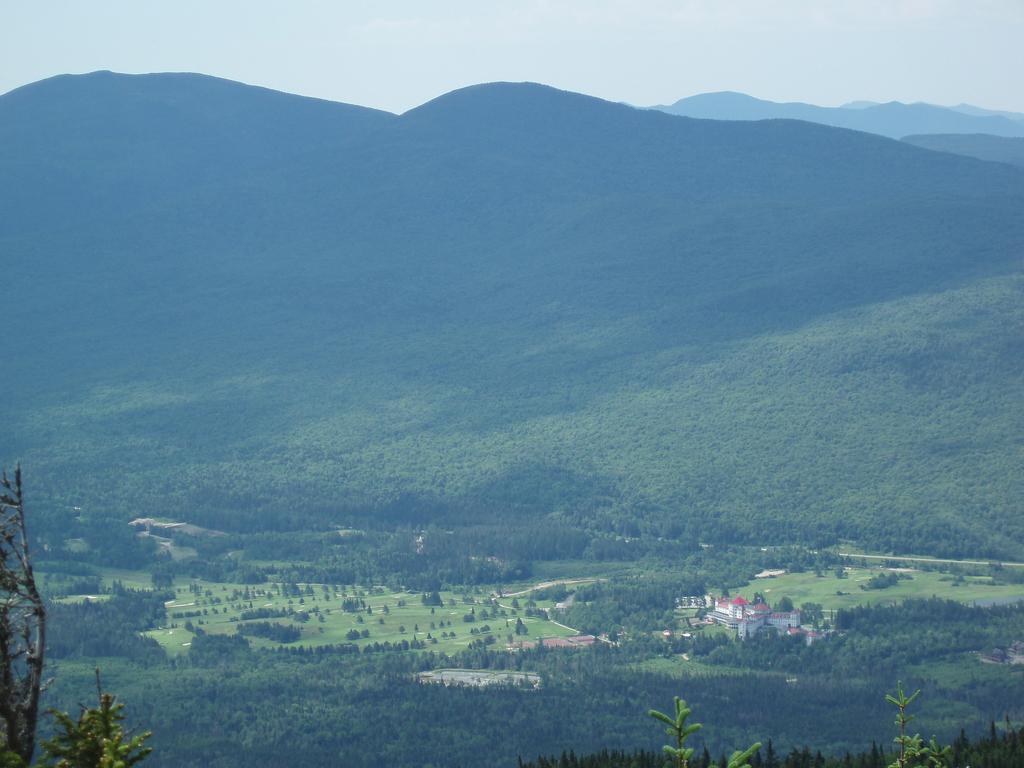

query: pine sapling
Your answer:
[727,741,764,768]
[649,696,761,768]
[885,681,950,768]
[649,696,703,768]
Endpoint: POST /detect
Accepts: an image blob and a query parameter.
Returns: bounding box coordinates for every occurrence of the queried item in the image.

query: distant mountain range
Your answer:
[651,91,1024,138]
[843,99,1024,122]
[3,72,1023,557]
[945,103,1024,121]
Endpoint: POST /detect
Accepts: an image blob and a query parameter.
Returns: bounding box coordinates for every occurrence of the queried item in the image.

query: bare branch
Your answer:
[0,464,46,763]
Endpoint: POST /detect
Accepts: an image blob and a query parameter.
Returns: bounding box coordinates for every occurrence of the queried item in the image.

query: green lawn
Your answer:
[40,562,591,657]
[751,567,1024,611]
[632,653,775,679]
[903,656,1024,688]
[141,582,580,657]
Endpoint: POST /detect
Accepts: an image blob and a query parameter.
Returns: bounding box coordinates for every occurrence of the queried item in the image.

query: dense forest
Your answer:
[3,72,1024,559]
[41,648,1018,768]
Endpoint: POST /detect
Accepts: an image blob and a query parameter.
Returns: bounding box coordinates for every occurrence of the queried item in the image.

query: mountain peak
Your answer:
[397,80,649,145]
[402,81,618,120]
[2,69,395,119]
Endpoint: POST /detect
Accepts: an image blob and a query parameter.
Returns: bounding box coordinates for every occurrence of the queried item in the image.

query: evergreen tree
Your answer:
[39,678,151,768]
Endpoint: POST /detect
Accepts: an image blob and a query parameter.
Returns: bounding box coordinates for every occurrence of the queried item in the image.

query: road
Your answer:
[492,577,613,643]
[838,552,1024,568]
[497,577,605,598]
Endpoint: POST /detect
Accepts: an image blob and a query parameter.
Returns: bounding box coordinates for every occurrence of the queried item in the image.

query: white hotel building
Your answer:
[708,596,802,639]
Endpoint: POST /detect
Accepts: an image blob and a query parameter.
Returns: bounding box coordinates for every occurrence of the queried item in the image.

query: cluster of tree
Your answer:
[562,575,707,636]
[237,606,292,621]
[518,749,665,768]
[211,526,536,590]
[47,587,169,664]
[234,622,301,643]
[860,572,908,591]
[521,719,1024,768]
[43,576,104,598]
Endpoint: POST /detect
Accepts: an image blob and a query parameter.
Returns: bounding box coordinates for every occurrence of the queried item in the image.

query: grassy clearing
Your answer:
[40,564,589,657]
[92,566,159,590]
[632,654,777,679]
[903,656,1024,688]
[145,582,579,656]
[136,532,197,561]
[147,625,195,656]
[752,567,1024,611]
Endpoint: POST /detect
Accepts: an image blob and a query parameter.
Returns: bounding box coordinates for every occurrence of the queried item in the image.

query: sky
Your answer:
[2,0,1023,114]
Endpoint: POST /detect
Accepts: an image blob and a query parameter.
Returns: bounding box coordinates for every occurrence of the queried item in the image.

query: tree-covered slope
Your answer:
[903,133,1024,169]
[3,73,1023,556]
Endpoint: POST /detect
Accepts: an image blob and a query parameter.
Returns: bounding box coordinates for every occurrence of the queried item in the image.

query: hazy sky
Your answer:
[3,1,1023,113]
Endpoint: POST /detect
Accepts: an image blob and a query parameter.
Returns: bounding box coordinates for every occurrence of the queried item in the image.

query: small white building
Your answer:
[677,595,708,608]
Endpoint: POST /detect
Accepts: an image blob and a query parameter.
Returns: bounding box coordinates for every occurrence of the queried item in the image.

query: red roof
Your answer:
[730,596,749,605]
[540,637,576,648]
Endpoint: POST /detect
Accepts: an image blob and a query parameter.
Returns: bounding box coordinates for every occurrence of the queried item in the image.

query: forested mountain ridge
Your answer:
[0,70,394,239]
[652,90,1024,138]
[3,72,1024,557]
